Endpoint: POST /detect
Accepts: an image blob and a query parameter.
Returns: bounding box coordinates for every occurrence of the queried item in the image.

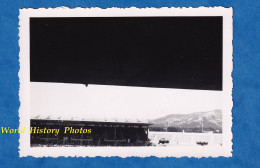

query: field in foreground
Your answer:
[148,131,222,146]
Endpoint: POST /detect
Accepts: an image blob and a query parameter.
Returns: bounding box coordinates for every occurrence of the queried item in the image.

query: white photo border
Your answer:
[19,7,233,158]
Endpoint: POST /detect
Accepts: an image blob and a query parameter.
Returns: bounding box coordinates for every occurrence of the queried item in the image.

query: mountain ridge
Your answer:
[150,109,222,132]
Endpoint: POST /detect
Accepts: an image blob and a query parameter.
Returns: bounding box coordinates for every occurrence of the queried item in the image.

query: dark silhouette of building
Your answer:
[30,116,152,147]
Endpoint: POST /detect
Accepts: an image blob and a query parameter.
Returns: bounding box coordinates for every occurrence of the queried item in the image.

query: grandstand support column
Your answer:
[147,126,149,141]
[80,131,83,146]
[46,125,49,144]
[114,126,117,146]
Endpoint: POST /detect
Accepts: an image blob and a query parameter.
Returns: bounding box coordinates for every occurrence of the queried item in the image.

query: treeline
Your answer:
[149,127,222,133]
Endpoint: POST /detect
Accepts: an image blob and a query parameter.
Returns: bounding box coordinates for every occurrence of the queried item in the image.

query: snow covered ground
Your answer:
[148,131,222,146]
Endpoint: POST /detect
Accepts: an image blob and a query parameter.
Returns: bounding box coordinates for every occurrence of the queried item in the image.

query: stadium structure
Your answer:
[30,115,152,147]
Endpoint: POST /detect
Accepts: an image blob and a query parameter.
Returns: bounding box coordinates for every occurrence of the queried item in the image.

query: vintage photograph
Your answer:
[30,83,223,147]
[19,7,233,157]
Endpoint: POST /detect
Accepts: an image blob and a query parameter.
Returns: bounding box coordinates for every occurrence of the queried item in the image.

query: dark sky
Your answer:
[30,17,223,90]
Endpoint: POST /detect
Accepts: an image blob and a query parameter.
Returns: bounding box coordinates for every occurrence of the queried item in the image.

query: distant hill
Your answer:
[149,110,222,132]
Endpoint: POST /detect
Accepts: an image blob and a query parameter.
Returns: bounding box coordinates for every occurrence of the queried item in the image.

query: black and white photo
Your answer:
[19,7,233,157]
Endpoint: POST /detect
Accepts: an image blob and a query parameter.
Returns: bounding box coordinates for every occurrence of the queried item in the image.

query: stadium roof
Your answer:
[31,115,152,125]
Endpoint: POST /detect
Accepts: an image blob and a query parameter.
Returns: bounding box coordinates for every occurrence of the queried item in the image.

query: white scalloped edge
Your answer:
[18,6,233,158]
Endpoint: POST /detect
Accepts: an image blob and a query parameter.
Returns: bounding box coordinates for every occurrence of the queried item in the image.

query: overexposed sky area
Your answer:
[31,82,222,120]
